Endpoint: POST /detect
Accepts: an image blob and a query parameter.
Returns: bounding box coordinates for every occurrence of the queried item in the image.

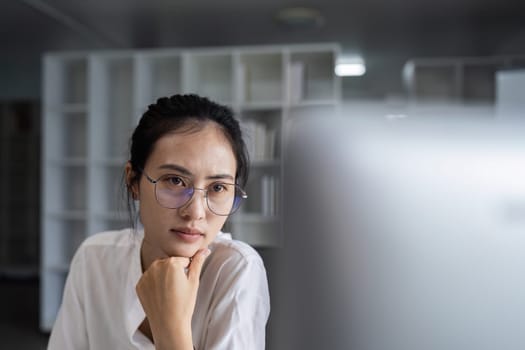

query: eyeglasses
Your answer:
[140,169,247,216]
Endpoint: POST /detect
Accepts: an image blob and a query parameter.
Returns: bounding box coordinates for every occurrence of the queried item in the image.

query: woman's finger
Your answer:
[187,248,211,282]
[168,256,191,269]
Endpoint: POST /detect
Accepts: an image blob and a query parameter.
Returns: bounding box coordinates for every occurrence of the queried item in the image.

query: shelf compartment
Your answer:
[136,53,182,108]
[184,53,233,104]
[45,165,87,212]
[241,167,280,217]
[44,55,88,106]
[90,165,127,213]
[240,109,281,162]
[238,52,283,104]
[90,56,135,159]
[45,111,87,159]
[411,64,460,101]
[463,63,500,102]
[289,51,336,103]
[42,218,86,269]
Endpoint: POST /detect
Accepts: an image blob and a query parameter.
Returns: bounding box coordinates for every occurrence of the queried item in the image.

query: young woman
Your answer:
[48,94,270,349]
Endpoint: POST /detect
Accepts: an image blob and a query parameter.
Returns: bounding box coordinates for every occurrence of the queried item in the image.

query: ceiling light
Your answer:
[275,7,324,28]
[335,56,366,77]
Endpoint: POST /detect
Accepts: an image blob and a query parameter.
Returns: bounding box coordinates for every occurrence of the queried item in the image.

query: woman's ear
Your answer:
[125,161,139,200]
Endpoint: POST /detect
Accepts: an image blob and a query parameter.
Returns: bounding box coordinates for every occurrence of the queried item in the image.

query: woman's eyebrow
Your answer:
[207,174,235,181]
[158,164,193,177]
[158,164,234,181]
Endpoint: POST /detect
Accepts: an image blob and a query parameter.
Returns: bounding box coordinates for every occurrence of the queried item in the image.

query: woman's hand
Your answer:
[136,248,211,350]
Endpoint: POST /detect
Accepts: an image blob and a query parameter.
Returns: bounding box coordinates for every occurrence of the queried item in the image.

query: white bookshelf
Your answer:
[41,43,341,331]
[403,55,525,103]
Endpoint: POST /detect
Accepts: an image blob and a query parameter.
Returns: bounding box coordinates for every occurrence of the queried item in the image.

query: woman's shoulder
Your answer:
[202,232,269,290]
[70,228,140,276]
[209,232,262,264]
[81,228,137,248]
[205,232,267,277]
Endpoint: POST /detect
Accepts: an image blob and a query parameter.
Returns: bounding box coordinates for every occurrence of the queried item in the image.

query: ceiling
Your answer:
[3,0,525,99]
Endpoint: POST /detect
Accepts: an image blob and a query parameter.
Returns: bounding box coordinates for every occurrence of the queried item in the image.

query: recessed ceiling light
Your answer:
[275,7,324,28]
[335,56,367,77]
[335,63,366,77]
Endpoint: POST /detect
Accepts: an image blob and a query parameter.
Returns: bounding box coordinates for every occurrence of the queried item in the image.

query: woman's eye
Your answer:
[211,183,227,192]
[164,175,186,187]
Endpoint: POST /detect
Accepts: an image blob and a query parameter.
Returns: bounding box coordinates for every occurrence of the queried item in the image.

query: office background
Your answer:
[1,0,524,348]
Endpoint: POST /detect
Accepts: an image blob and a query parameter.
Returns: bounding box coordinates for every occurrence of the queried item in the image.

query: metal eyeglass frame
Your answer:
[139,168,248,216]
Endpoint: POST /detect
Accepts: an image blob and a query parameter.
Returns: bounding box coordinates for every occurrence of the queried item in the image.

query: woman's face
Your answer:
[133,122,237,261]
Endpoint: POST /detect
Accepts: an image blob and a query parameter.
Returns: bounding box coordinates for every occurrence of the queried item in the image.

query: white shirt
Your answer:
[47,229,270,350]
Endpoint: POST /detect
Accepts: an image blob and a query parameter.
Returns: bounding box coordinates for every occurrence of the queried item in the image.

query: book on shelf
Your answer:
[289,61,304,103]
[261,175,279,216]
[241,120,276,162]
[236,62,248,103]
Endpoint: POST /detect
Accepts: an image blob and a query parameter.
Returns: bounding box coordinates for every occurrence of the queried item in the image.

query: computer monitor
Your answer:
[275,109,525,350]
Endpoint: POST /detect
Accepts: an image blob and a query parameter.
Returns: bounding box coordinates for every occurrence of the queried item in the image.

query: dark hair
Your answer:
[125,94,249,227]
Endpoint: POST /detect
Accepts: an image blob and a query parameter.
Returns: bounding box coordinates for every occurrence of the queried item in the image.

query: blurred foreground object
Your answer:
[276,110,525,350]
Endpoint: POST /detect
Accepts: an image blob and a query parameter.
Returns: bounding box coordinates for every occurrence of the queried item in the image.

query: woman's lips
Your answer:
[170,229,204,243]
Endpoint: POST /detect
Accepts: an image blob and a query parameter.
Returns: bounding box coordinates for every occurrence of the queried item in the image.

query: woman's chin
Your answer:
[168,247,200,259]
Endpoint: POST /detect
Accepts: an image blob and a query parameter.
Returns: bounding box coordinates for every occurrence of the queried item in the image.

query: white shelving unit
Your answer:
[41,43,341,331]
[403,55,525,103]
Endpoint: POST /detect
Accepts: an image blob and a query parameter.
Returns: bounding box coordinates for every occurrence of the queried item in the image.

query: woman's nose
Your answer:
[178,188,207,220]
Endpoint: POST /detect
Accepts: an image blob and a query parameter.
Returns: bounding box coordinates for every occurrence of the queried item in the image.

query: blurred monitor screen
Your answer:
[276,109,525,350]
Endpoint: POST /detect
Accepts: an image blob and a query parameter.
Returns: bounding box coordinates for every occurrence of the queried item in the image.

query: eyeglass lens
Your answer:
[155,182,244,215]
